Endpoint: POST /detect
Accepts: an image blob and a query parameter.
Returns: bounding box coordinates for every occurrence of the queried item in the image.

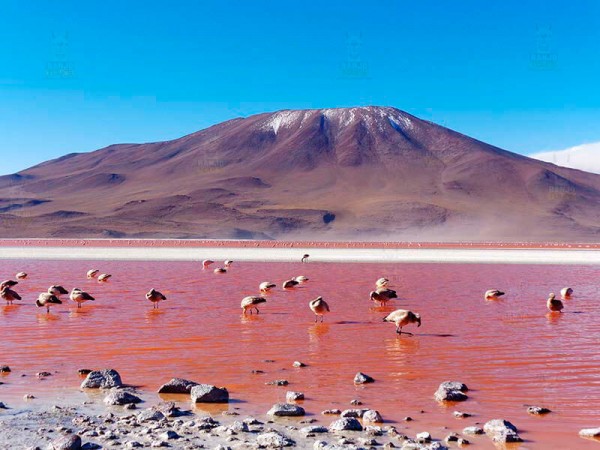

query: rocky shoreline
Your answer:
[2,368,598,449]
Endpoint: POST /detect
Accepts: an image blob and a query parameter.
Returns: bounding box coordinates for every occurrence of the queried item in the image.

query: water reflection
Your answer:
[145,308,166,323]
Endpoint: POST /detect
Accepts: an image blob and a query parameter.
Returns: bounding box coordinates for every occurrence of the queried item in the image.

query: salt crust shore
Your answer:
[0,244,600,265]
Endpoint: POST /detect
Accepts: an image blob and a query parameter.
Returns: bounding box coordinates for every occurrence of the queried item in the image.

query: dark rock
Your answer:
[77,369,92,375]
[445,433,460,443]
[434,381,468,402]
[350,399,362,405]
[328,418,363,432]
[354,372,374,384]
[80,369,122,389]
[50,434,82,450]
[453,411,472,418]
[190,384,229,403]
[321,409,341,415]
[0,366,10,373]
[159,430,180,440]
[157,378,199,394]
[416,431,432,443]
[293,361,306,368]
[340,409,366,418]
[103,389,142,406]
[267,403,305,417]
[483,419,523,443]
[0,402,7,409]
[300,425,328,434]
[37,371,52,378]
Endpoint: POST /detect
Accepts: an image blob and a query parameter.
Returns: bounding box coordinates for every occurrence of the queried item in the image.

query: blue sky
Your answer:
[1,0,599,175]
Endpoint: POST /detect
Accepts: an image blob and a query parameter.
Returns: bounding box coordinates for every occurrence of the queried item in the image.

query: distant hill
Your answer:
[1,106,599,241]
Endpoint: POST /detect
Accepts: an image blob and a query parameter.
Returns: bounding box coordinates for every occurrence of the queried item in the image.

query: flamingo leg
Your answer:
[255,307,260,314]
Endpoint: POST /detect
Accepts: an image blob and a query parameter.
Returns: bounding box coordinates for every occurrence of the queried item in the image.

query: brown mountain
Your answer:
[1,106,599,241]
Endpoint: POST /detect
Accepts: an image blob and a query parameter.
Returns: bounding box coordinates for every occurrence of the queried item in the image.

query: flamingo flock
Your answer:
[0,256,576,335]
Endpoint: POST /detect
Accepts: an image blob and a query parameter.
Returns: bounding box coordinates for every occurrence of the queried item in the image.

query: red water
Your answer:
[1,259,599,449]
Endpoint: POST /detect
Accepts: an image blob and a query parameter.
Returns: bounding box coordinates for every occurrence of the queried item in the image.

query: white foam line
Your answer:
[1,247,600,264]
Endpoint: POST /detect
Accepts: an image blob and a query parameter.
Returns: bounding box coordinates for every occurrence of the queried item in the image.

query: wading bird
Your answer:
[375,278,389,289]
[146,289,166,309]
[547,293,564,313]
[294,275,309,283]
[70,288,95,308]
[309,296,330,322]
[0,280,18,290]
[485,289,505,300]
[260,281,276,293]
[202,259,214,269]
[560,287,573,298]
[1,287,21,305]
[370,288,397,306]
[282,279,299,289]
[36,293,62,313]
[383,309,421,335]
[301,254,310,263]
[224,260,233,267]
[48,285,69,297]
[15,272,27,280]
[214,267,227,274]
[98,274,112,282]
[87,269,100,279]
[241,296,266,314]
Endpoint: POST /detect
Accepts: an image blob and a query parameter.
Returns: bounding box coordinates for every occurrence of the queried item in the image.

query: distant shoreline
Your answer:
[0,239,599,264]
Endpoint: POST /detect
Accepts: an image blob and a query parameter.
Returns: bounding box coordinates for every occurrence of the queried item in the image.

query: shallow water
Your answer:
[0,259,599,448]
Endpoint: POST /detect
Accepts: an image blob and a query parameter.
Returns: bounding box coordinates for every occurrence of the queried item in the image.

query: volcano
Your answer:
[1,106,599,241]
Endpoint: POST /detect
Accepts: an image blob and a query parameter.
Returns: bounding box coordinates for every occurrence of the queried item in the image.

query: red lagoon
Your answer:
[0,259,599,448]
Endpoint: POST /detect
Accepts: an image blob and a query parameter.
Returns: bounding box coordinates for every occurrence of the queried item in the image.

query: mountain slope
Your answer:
[1,106,599,241]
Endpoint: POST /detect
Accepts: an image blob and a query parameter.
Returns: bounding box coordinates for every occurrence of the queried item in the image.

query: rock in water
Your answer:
[579,428,600,438]
[434,381,469,402]
[103,389,142,405]
[483,419,523,443]
[267,403,306,416]
[354,372,375,384]
[80,369,122,389]
[157,378,199,394]
[328,417,363,432]
[190,384,229,403]
[286,391,305,402]
[50,434,82,450]
[362,410,383,423]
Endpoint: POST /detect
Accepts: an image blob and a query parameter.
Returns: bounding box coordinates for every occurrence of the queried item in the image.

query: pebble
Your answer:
[292,361,306,367]
[321,409,342,415]
[103,389,142,406]
[256,431,295,447]
[349,399,362,405]
[434,381,468,402]
[362,410,383,424]
[415,431,431,443]
[453,411,471,418]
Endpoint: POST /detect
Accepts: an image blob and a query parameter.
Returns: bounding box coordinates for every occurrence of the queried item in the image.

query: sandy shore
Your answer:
[0,243,600,264]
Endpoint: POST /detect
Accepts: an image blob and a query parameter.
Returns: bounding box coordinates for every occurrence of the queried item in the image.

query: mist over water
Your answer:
[1,259,599,448]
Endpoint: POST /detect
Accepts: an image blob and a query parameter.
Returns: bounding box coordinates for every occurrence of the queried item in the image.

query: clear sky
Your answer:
[1,0,599,175]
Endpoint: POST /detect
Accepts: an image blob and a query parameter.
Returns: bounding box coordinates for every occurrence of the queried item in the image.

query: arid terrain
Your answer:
[1,106,599,241]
